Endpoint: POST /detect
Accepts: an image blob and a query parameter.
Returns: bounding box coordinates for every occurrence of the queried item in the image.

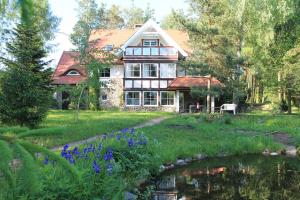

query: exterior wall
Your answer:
[99,65,124,108]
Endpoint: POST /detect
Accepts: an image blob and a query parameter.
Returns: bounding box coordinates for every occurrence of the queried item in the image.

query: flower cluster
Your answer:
[43,127,149,175]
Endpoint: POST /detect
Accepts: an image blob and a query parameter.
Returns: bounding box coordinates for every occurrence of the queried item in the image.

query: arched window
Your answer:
[67,70,80,76]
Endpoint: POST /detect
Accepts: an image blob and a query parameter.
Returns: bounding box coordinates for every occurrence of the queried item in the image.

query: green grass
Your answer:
[0,110,171,147]
[140,112,300,163]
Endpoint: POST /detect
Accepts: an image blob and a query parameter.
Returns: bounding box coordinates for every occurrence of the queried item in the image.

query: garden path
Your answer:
[51,116,170,151]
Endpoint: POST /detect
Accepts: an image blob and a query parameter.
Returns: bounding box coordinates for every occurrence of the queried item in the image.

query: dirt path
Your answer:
[51,116,170,151]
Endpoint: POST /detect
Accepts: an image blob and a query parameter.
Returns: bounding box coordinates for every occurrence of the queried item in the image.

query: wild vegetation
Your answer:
[0,0,299,199]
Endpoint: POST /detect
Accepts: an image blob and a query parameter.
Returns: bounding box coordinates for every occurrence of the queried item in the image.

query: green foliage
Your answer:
[0,23,52,128]
[25,130,160,200]
[0,136,79,199]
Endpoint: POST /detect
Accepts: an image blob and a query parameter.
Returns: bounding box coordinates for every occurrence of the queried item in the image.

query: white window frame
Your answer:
[100,68,110,78]
[143,91,158,106]
[125,63,141,78]
[67,70,80,76]
[160,63,176,78]
[160,91,175,106]
[143,39,158,46]
[125,91,141,106]
[143,63,158,78]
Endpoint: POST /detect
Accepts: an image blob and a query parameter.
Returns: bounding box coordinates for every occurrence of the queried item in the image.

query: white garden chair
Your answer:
[220,104,237,115]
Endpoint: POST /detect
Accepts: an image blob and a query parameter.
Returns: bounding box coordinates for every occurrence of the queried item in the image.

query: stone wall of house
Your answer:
[100,78,124,109]
[99,65,124,109]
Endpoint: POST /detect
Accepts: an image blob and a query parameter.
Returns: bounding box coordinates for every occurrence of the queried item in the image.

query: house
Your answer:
[52,20,223,112]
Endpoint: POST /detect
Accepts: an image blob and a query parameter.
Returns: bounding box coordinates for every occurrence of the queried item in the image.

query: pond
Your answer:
[143,155,300,200]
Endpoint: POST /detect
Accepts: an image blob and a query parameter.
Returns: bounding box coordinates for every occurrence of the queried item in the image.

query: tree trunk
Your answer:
[287,89,292,114]
[207,75,211,113]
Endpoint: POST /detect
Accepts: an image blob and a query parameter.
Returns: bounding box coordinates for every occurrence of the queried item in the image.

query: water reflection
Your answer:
[149,155,300,200]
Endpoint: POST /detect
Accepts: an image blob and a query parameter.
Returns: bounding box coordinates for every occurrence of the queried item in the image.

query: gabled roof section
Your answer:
[121,19,188,57]
[52,51,87,85]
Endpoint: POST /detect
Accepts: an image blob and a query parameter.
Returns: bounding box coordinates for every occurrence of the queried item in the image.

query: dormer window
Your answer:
[67,70,80,76]
[143,39,158,46]
[103,45,113,52]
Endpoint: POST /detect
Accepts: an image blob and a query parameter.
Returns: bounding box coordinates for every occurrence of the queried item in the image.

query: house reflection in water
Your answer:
[154,175,179,200]
[148,155,300,200]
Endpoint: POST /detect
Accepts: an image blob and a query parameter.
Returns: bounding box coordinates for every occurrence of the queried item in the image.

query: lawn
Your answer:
[140,112,300,163]
[0,110,171,148]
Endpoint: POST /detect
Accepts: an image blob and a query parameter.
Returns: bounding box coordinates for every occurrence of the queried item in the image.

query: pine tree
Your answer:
[0,22,52,128]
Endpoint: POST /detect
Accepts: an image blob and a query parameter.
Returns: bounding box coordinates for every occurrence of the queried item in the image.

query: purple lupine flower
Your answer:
[104,148,113,161]
[102,134,107,140]
[43,156,49,165]
[106,163,113,175]
[121,128,128,133]
[130,128,135,134]
[61,150,67,158]
[83,148,88,154]
[69,158,75,165]
[63,144,69,151]
[116,134,121,140]
[128,138,134,147]
[93,160,101,174]
[97,143,103,151]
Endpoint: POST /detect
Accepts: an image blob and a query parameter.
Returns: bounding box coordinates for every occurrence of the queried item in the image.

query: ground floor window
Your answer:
[101,94,108,101]
[143,91,158,106]
[126,91,140,106]
[161,91,175,106]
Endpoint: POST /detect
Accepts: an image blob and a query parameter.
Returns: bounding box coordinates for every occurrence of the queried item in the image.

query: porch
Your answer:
[168,76,223,113]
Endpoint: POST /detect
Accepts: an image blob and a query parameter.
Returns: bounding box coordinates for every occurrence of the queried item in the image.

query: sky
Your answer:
[48,0,188,67]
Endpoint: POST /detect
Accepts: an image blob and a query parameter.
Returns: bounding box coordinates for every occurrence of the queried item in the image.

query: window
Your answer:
[143,91,158,106]
[177,66,186,77]
[143,39,158,46]
[125,63,141,78]
[100,68,110,78]
[103,44,113,52]
[133,80,141,88]
[160,63,176,78]
[101,94,108,101]
[143,63,158,78]
[67,70,80,76]
[126,92,140,106]
[161,91,175,106]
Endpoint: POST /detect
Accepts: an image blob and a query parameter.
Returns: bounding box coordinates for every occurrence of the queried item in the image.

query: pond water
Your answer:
[144,155,300,200]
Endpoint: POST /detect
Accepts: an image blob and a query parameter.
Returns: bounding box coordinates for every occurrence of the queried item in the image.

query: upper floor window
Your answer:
[143,39,158,46]
[66,70,80,76]
[125,63,141,78]
[160,63,176,78]
[100,68,110,78]
[143,63,158,78]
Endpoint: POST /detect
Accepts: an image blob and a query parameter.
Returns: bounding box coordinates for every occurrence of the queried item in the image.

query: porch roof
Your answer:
[168,76,223,90]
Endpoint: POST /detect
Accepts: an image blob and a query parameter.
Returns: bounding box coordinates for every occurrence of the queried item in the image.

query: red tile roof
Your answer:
[168,76,223,89]
[89,29,191,53]
[52,51,87,85]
